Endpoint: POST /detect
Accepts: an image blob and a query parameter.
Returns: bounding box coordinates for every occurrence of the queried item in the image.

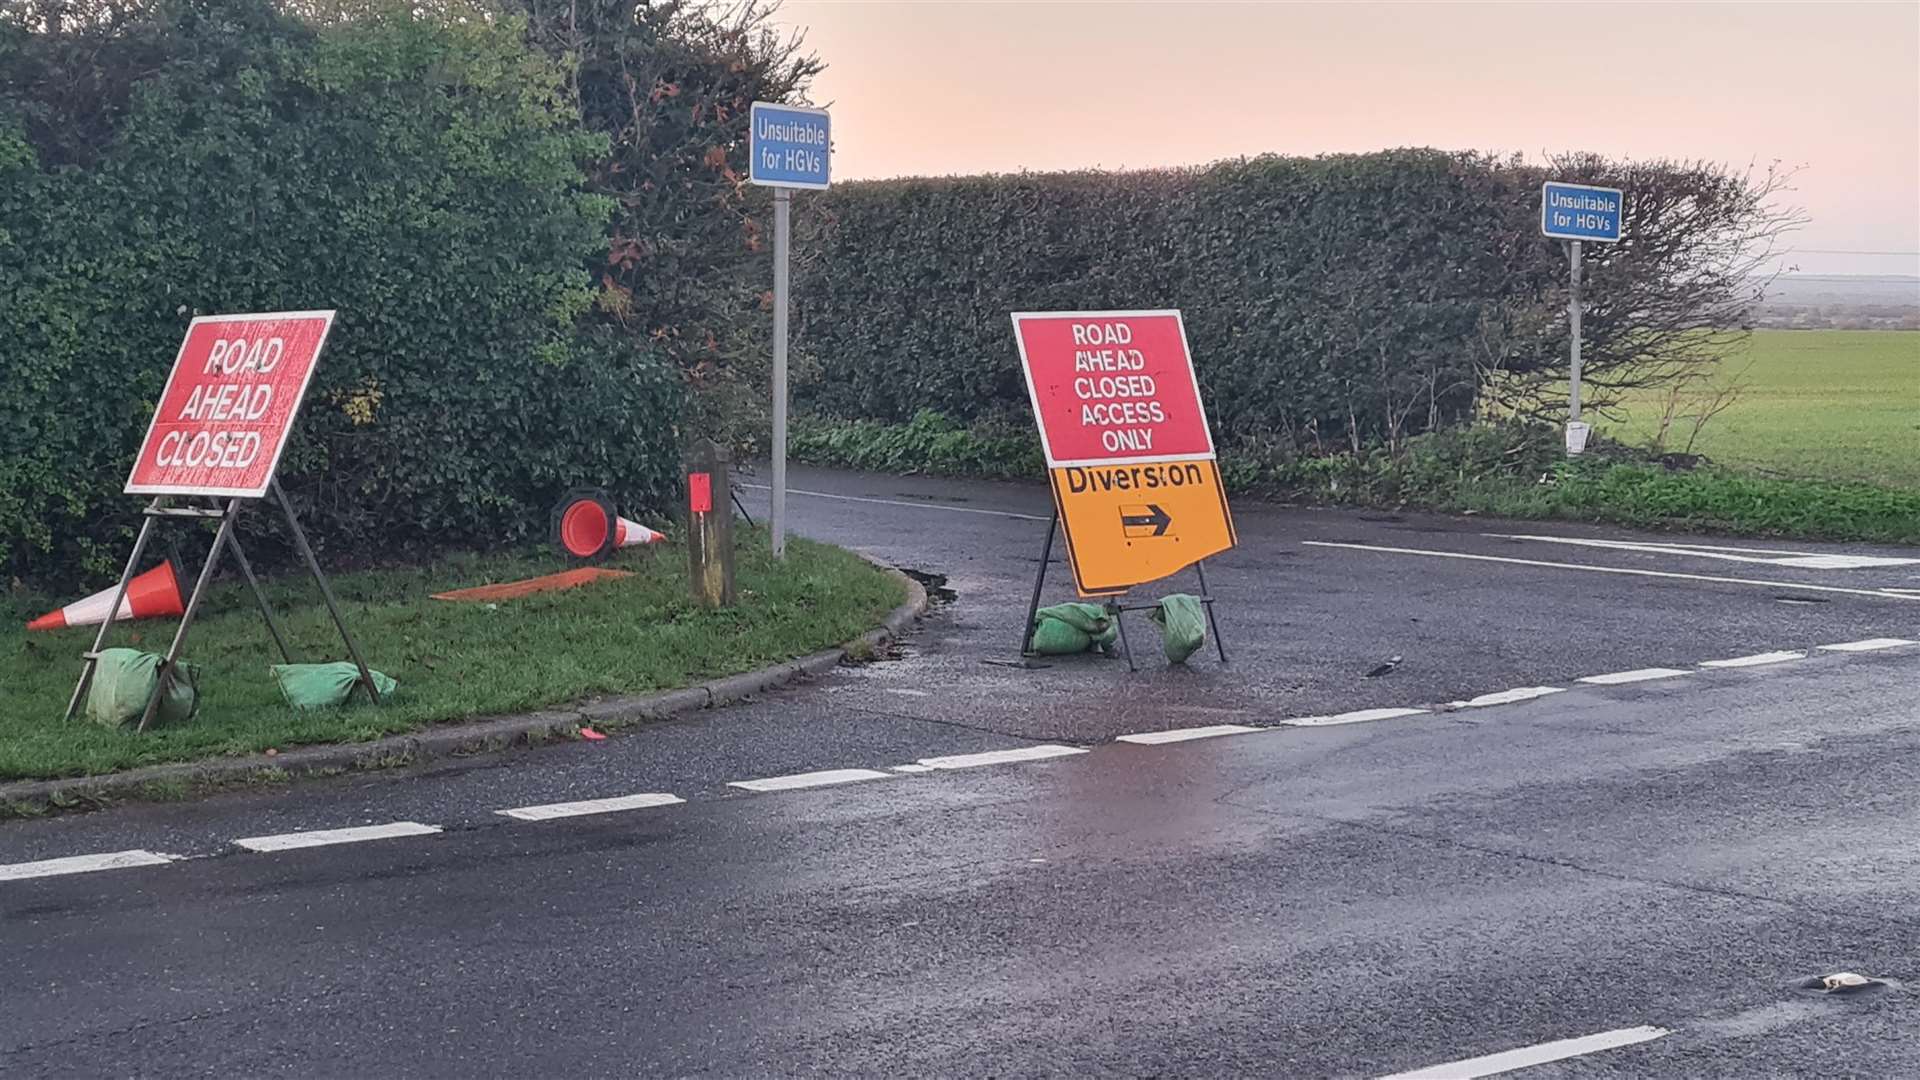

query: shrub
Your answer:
[0,0,684,588]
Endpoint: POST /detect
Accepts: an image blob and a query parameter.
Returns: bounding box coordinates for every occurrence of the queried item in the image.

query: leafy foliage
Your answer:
[0,0,686,589]
[792,151,1800,452]
[517,0,821,449]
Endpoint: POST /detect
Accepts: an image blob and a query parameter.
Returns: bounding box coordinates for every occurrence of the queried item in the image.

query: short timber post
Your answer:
[687,438,737,608]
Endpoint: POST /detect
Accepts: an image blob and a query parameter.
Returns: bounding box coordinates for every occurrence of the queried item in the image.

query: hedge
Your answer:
[0,1,684,589]
[789,151,1767,456]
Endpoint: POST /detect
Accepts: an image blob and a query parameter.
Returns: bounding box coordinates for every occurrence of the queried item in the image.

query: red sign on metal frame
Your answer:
[125,310,336,499]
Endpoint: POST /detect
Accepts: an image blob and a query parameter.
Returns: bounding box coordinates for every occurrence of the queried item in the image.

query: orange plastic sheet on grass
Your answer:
[431,567,632,603]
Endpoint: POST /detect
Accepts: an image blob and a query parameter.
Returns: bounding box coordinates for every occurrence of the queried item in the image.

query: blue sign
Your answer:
[749,102,830,190]
[1541,181,1623,242]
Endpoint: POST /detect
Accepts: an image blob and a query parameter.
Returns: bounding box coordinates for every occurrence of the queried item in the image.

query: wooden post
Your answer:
[687,438,736,608]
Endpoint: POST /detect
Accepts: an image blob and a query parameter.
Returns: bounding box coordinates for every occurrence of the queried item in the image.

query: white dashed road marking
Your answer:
[1284,707,1428,728]
[1378,1024,1671,1079]
[234,822,442,853]
[1818,637,1918,652]
[1701,650,1807,668]
[728,768,892,793]
[1303,541,1920,602]
[1489,534,1920,570]
[497,793,684,821]
[1117,724,1260,744]
[1449,687,1565,708]
[1579,668,1690,685]
[0,849,175,882]
[917,745,1087,769]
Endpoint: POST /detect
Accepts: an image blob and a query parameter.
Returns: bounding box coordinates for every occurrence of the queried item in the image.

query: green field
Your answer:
[1603,329,1920,488]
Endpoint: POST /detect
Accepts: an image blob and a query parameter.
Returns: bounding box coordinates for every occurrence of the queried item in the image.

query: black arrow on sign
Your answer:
[1120,504,1172,537]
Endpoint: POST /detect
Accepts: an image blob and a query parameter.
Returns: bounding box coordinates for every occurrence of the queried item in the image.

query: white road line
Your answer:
[916,745,1087,770]
[0,849,174,882]
[1700,650,1807,669]
[890,763,936,773]
[1578,668,1690,685]
[496,793,684,821]
[1302,541,1920,602]
[234,821,442,853]
[1489,533,1920,570]
[1117,724,1261,745]
[1818,637,1918,653]
[727,768,893,793]
[1378,1024,1671,1079]
[1449,687,1565,708]
[737,483,1051,522]
[1284,707,1428,728]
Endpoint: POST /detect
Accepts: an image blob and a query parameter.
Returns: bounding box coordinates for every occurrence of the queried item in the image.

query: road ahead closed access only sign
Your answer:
[1012,310,1236,596]
[125,310,336,499]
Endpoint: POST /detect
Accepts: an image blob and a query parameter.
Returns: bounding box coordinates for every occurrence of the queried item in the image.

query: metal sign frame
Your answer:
[1016,511,1228,673]
[64,482,382,730]
[66,314,378,729]
[1007,309,1233,670]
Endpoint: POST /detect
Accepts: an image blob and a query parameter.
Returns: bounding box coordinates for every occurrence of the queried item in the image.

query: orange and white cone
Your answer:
[553,489,665,562]
[613,516,665,549]
[27,561,186,632]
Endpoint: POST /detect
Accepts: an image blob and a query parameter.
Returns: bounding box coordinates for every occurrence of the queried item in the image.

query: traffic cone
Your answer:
[27,560,186,632]
[552,489,665,562]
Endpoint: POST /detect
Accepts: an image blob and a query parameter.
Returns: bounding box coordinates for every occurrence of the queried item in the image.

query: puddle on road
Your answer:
[898,567,958,606]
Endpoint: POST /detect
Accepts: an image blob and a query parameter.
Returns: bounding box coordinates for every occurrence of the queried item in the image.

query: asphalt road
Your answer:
[4,466,1917,1077]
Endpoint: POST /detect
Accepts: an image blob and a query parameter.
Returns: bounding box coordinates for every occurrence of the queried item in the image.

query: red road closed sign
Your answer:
[1011,309,1214,467]
[125,311,336,498]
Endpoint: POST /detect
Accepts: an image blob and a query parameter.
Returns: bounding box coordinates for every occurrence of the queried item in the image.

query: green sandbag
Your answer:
[1030,602,1117,655]
[84,648,199,729]
[271,662,397,708]
[1149,593,1208,664]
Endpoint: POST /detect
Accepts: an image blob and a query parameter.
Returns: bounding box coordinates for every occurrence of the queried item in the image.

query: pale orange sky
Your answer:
[778,0,1920,275]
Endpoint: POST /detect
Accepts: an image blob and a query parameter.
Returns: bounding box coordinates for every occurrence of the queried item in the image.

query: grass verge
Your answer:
[791,413,1920,546]
[1,528,903,781]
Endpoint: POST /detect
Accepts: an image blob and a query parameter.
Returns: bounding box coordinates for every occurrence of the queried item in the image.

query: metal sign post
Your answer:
[1540,180,1624,455]
[749,101,830,559]
[772,186,790,558]
[1568,239,1583,424]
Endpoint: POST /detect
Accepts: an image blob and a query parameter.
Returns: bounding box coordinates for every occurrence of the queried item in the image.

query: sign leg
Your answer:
[1568,239,1583,430]
[225,512,296,666]
[1108,599,1138,673]
[136,498,242,733]
[64,505,162,722]
[1020,514,1059,656]
[272,480,380,705]
[1194,559,1228,664]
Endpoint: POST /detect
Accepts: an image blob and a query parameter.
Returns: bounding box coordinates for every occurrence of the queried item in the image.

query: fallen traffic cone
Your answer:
[28,560,186,632]
[552,489,665,562]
